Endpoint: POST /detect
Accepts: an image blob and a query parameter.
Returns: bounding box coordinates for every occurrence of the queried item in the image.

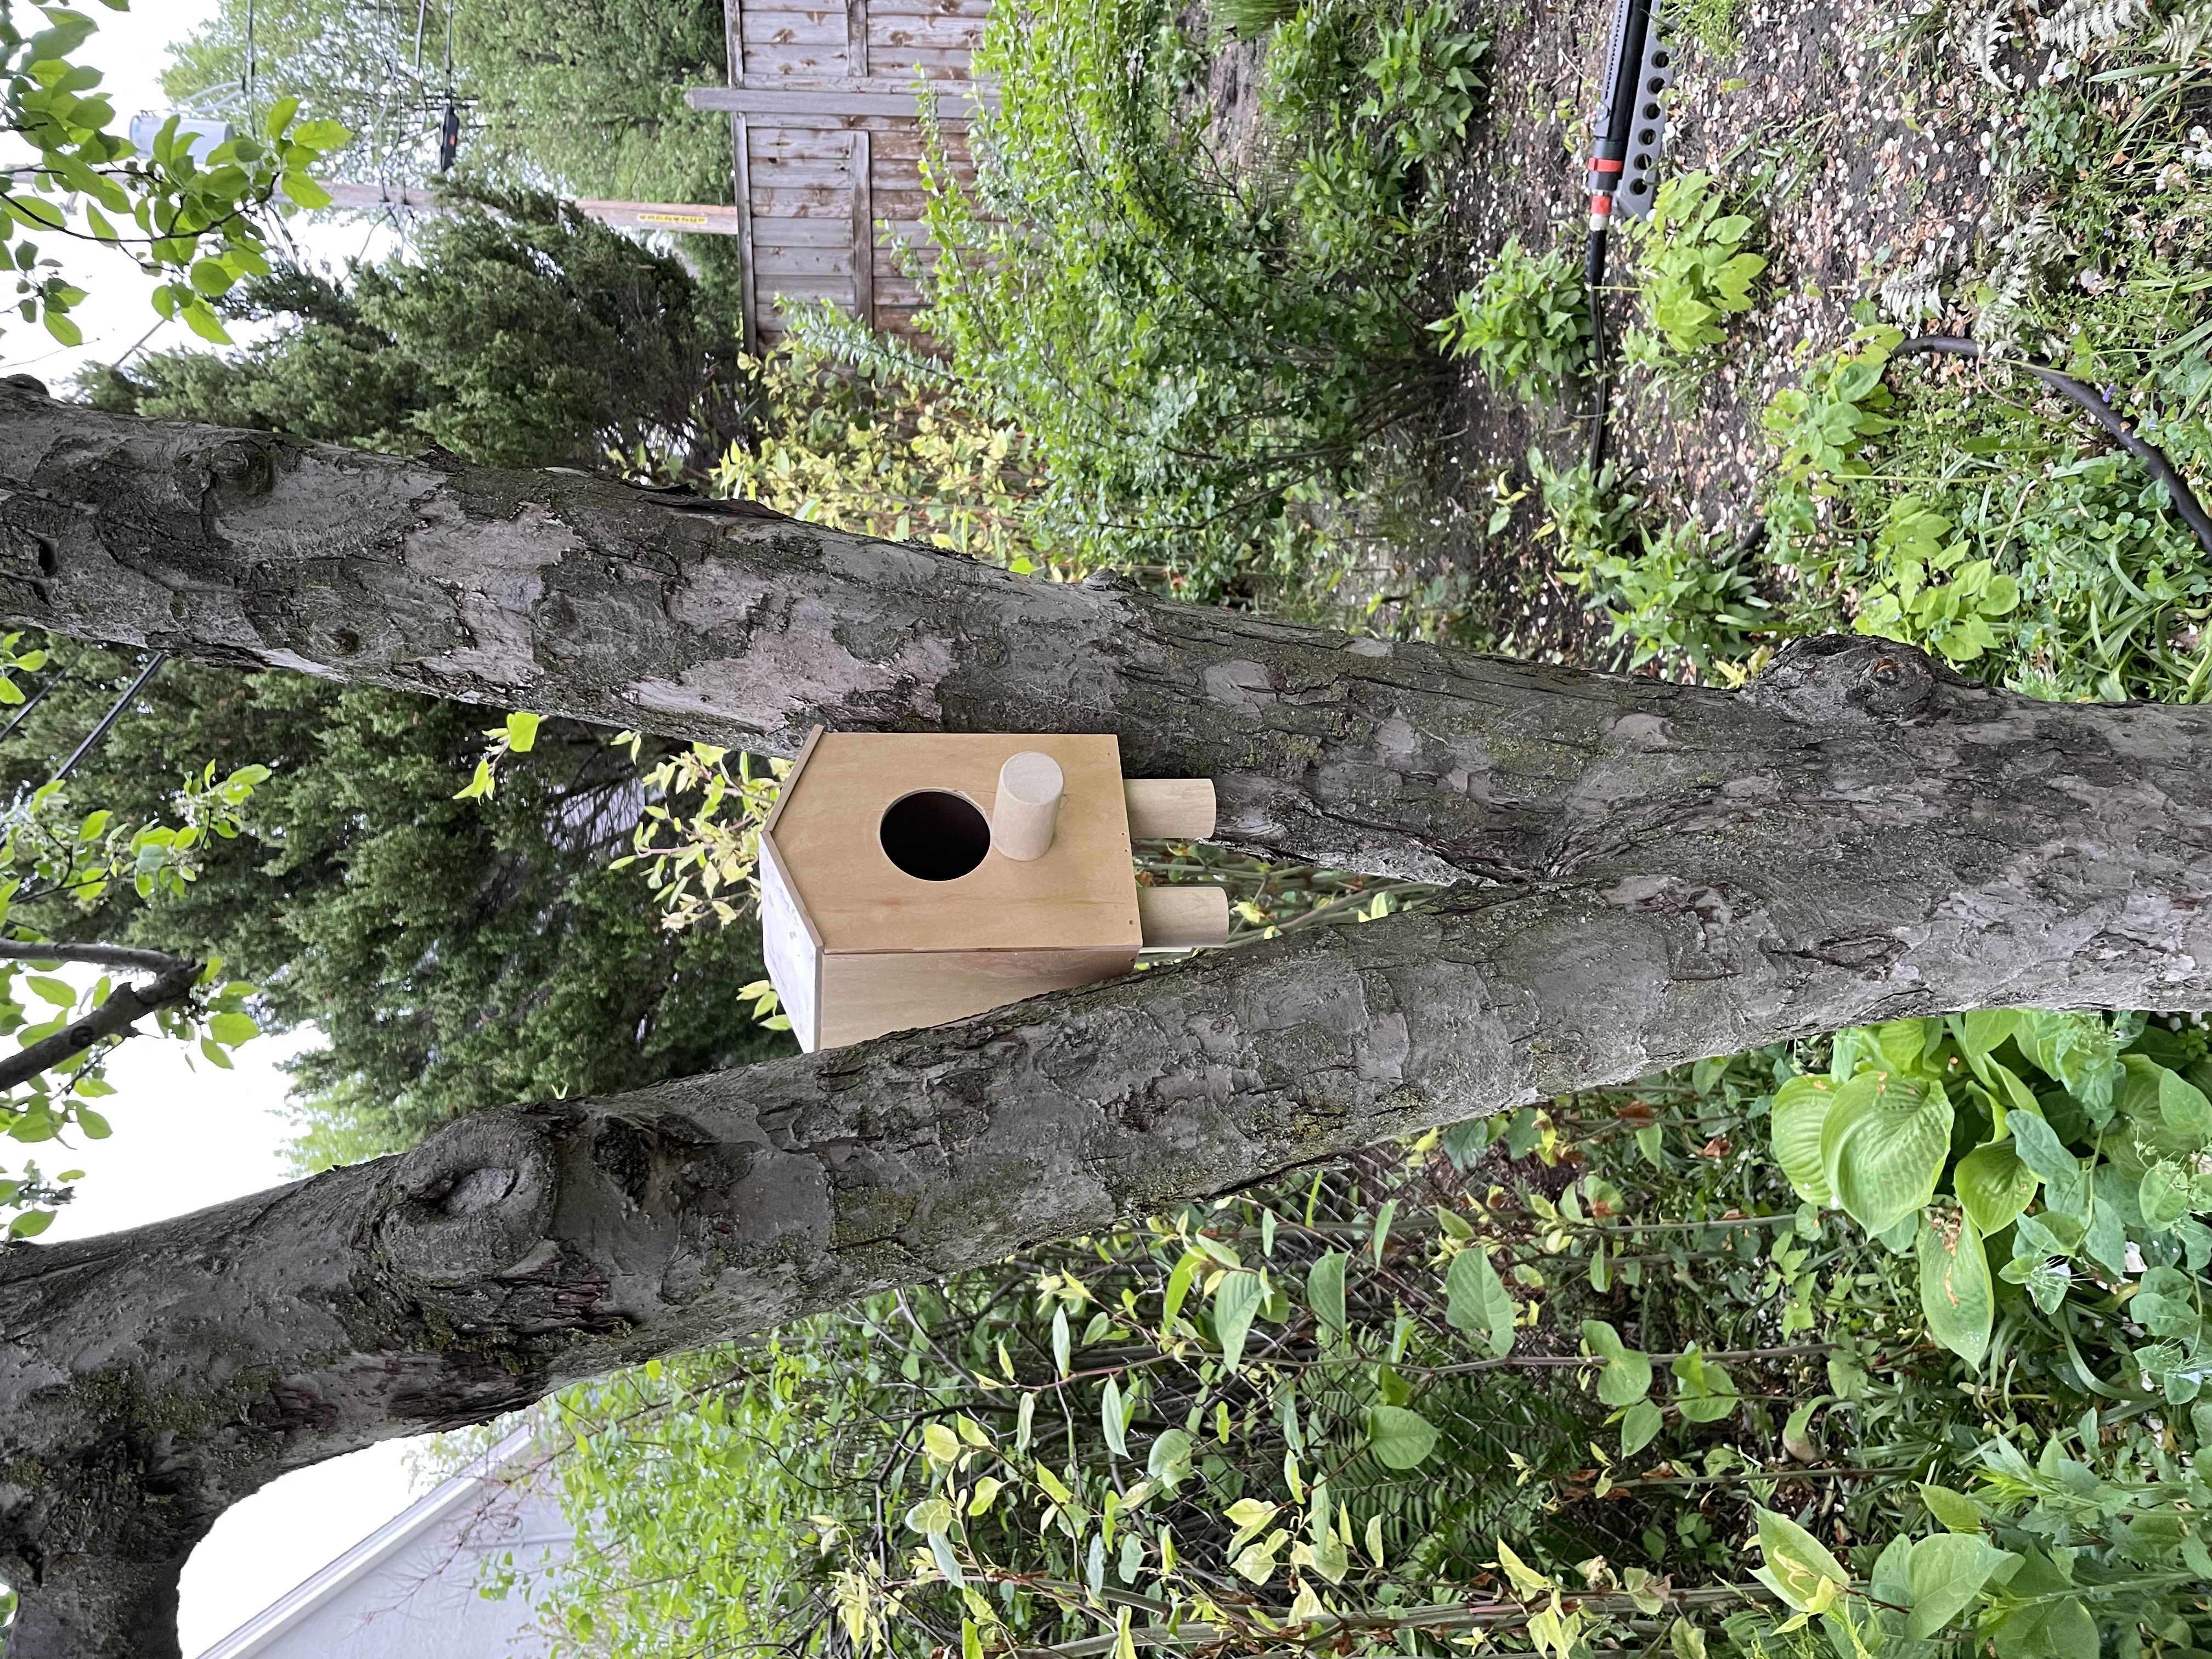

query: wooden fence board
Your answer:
[719,0,989,345]
[870,0,990,18]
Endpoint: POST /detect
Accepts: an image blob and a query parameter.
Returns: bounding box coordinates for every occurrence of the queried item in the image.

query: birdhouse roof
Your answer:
[761,731,1142,955]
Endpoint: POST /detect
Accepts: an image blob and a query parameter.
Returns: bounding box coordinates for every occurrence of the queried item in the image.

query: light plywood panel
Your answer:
[816,947,1135,1049]
[768,732,1140,953]
[758,837,823,1051]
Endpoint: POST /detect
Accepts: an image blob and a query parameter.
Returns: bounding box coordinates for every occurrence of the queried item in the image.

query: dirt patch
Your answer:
[1426,0,2010,659]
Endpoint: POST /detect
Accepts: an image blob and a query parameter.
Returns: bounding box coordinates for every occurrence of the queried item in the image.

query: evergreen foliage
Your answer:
[81,194,746,473]
[2,647,785,1165]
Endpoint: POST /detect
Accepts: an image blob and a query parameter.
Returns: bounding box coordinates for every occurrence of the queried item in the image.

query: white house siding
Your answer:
[195,1432,572,1659]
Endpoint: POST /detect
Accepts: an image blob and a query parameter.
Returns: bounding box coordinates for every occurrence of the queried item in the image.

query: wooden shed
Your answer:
[686,0,993,349]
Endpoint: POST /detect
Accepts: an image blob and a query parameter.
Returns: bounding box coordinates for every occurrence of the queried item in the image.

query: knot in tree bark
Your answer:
[1746,634,1957,725]
[198,435,283,509]
[377,1108,561,1285]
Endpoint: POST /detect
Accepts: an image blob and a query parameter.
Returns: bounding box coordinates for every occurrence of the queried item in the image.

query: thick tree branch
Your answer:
[0,383,1862,883]
[5,395,2212,1655]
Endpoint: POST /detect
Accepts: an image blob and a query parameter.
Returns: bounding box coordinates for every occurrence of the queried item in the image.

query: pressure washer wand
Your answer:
[1584,0,1674,473]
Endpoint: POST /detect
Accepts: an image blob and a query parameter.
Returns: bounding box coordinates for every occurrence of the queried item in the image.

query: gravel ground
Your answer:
[1418,0,2021,659]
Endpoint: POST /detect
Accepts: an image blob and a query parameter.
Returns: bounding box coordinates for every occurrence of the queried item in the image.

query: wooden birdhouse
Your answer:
[758,730,1227,1051]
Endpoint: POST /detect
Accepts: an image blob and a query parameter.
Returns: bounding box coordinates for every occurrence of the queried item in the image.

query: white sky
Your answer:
[10,4,443,1650]
[0,0,398,388]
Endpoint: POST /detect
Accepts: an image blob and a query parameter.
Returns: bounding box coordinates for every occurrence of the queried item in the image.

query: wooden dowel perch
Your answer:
[1122,777,1216,840]
[1138,885,1229,949]
[992,750,1064,861]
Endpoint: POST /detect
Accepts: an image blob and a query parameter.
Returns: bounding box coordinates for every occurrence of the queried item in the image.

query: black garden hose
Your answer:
[1891,335,2212,561]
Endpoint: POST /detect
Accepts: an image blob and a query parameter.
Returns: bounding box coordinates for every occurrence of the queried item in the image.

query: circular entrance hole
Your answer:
[879,790,992,881]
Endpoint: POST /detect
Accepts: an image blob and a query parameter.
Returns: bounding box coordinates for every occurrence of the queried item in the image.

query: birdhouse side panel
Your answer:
[758,837,822,1052]
[815,947,1138,1050]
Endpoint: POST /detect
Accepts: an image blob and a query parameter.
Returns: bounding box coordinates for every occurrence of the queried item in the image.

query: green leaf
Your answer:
[41,307,79,346]
[1917,1211,1993,1367]
[2162,1066,2212,1139]
[280,171,332,209]
[1051,1305,1070,1377]
[928,1530,963,1588]
[1671,1348,1739,1422]
[1822,1071,1953,1233]
[1769,1074,1836,1204]
[206,1011,258,1047]
[1581,1319,1652,1406]
[292,119,353,150]
[1749,1506,1851,1613]
[1905,1531,2015,1638]
[454,756,496,801]
[1921,1483,1987,1533]
[2005,1108,2079,1185]
[1443,1246,1514,1357]
[76,1105,110,1139]
[922,1421,960,1463]
[1990,1565,2097,1659]
[2141,1163,2193,1229]
[1306,1249,1347,1335]
[7,1209,54,1238]
[1366,1404,1437,1469]
[1959,1009,2021,1064]
[263,94,301,137]
[1955,1140,2038,1235]
[1213,1269,1263,1374]
[1161,1249,1202,1332]
[1146,1426,1192,1487]
[180,299,233,344]
[24,975,73,1007]
[1100,1376,1127,1458]
[505,710,541,753]
[1620,1398,1663,1455]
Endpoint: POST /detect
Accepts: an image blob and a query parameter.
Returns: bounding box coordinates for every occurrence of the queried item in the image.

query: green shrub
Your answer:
[1432,237,1589,407]
[1620,170,1766,364]
[1536,452,1778,680]
[797,0,1486,600]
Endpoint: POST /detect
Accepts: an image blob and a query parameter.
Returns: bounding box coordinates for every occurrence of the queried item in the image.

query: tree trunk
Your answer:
[4,392,2212,1656]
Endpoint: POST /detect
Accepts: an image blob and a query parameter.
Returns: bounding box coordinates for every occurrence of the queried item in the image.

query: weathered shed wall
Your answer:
[689,0,991,348]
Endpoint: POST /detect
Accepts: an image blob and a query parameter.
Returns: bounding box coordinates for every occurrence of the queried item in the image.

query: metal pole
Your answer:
[53,653,168,783]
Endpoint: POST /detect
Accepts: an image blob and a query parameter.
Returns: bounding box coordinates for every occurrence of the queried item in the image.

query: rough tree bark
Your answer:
[3,391,2212,1656]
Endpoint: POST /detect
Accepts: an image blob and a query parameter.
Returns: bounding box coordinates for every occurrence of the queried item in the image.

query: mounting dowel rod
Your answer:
[1138,885,1229,949]
[1122,777,1216,840]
